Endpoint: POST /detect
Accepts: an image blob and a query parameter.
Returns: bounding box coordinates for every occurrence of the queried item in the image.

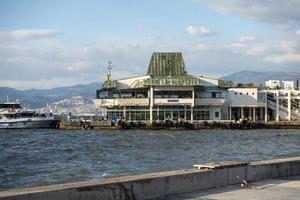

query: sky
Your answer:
[0,0,300,89]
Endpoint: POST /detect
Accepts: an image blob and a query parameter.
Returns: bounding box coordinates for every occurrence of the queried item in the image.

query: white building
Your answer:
[265,80,280,89]
[93,52,300,123]
[282,81,295,90]
[93,52,233,123]
[228,88,266,121]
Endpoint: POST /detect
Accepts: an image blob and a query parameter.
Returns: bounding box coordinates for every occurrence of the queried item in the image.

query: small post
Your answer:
[265,92,268,122]
[276,91,279,122]
[288,91,291,121]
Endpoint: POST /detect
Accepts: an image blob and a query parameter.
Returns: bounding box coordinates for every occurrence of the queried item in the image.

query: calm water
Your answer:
[1,129,300,191]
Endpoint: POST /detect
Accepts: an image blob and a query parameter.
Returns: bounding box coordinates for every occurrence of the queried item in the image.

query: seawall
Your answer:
[59,120,300,130]
[1,157,300,200]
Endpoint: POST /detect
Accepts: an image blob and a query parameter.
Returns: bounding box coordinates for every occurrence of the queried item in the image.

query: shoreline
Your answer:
[59,120,300,130]
[1,156,300,200]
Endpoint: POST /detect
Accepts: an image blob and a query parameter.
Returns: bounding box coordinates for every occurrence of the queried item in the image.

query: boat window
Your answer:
[0,103,22,109]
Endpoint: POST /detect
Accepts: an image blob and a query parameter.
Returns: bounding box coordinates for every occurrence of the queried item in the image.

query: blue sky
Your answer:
[0,0,300,89]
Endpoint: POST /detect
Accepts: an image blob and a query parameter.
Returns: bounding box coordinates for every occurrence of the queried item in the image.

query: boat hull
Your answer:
[0,119,60,129]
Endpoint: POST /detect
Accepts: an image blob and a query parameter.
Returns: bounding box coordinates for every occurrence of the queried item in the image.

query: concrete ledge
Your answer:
[1,157,300,200]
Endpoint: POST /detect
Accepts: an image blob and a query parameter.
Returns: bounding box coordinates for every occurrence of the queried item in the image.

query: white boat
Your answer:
[0,101,60,129]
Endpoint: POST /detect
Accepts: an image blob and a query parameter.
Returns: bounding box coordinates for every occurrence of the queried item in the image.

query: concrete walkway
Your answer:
[163,176,300,200]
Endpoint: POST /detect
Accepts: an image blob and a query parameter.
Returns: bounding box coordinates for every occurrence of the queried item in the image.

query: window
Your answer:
[112,93,120,98]
[252,92,255,95]
[99,91,108,99]
[240,92,242,95]
[215,112,219,118]
[193,110,210,120]
[235,92,237,95]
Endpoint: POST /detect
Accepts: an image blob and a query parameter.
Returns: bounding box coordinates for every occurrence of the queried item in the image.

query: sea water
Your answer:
[1,129,300,190]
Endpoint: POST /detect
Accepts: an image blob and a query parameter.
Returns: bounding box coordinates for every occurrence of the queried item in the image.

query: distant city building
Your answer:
[93,52,300,122]
[265,80,280,89]
[38,96,103,115]
[282,81,295,90]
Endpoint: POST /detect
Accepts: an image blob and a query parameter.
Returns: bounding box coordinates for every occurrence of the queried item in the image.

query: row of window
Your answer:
[98,90,226,99]
[234,92,255,96]
[107,110,217,121]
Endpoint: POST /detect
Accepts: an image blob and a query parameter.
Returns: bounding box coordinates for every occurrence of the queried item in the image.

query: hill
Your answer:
[220,71,300,84]
[0,82,101,108]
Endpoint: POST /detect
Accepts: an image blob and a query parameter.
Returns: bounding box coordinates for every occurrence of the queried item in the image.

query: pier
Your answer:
[58,120,300,130]
[1,157,300,200]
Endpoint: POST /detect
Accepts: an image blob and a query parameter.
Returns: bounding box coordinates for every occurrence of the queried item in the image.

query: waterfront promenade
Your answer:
[165,176,300,200]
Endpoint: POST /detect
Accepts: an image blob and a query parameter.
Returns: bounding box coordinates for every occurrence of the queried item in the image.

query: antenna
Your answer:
[107,60,112,80]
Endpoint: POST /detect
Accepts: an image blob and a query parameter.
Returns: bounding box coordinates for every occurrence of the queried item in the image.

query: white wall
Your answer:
[228,88,258,107]
[209,107,221,120]
[265,80,280,89]
[153,98,193,105]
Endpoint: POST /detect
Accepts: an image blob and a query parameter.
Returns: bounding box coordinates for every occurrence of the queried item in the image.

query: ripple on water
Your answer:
[0,129,300,190]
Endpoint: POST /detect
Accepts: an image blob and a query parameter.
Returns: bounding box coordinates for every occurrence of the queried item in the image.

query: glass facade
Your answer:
[107,106,150,121]
[154,91,192,98]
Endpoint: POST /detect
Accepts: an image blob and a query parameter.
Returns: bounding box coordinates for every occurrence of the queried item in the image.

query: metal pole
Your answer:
[276,91,279,122]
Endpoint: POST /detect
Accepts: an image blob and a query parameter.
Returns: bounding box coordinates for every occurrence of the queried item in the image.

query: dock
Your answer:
[58,120,300,130]
[1,156,300,200]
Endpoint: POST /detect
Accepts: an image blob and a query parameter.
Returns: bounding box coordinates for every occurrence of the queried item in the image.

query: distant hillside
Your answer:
[0,82,101,108]
[220,71,300,84]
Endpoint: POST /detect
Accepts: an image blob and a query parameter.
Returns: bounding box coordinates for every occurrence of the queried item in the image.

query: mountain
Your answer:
[0,82,101,108]
[2,70,299,108]
[220,71,300,84]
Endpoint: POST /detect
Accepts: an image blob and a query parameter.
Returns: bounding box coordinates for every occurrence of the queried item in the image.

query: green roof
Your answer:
[144,76,201,86]
[147,52,188,77]
[195,86,223,92]
[218,80,235,88]
[101,80,117,89]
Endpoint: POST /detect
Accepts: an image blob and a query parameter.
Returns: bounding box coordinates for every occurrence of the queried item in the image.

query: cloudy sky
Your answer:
[0,0,300,89]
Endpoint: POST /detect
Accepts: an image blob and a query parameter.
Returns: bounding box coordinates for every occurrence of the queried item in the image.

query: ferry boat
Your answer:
[0,101,60,129]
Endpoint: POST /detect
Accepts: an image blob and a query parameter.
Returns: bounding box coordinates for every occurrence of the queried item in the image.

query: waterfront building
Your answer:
[93,52,233,123]
[93,52,300,123]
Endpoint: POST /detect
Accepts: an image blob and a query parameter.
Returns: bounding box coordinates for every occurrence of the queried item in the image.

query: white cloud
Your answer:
[226,42,270,56]
[201,0,300,26]
[238,35,256,42]
[0,40,152,89]
[0,29,58,41]
[245,44,269,56]
[1,27,299,89]
[186,25,217,37]
[0,78,93,90]
[189,44,212,51]
[263,30,300,63]
[279,33,300,53]
[264,54,300,64]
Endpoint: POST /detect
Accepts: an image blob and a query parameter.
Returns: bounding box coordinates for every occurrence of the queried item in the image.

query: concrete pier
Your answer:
[1,157,300,200]
[58,120,300,130]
